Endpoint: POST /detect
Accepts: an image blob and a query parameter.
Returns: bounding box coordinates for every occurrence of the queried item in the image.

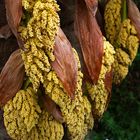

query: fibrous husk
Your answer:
[127,0,140,40]
[0,25,12,39]
[0,49,25,106]
[52,28,78,99]
[5,0,22,36]
[5,0,24,48]
[104,68,113,110]
[75,0,103,84]
[42,94,63,123]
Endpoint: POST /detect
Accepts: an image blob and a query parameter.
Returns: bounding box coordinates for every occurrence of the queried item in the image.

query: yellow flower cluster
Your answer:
[3,87,64,140]
[22,0,36,10]
[113,19,139,84]
[36,110,64,140]
[104,0,122,44]
[104,0,140,84]
[3,87,41,139]
[19,0,60,90]
[44,49,94,140]
[86,38,115,118]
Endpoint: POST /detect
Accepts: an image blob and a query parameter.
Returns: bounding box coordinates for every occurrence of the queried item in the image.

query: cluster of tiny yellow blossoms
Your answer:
[3,87,64,140]
[19,0,60,90]
[113,19,139,84]
[104,0,122,44]
[4,87,41,139]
